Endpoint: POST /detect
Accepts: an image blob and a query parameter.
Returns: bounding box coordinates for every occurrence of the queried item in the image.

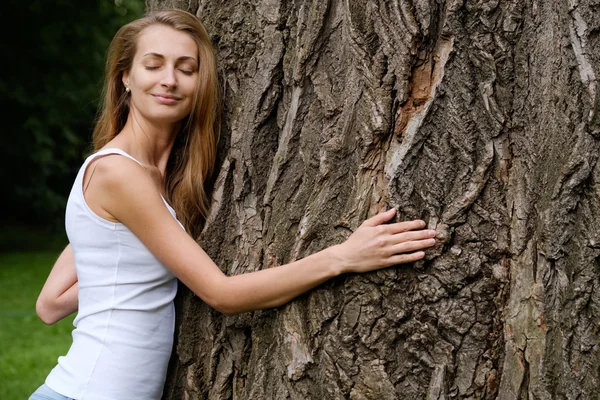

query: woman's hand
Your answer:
[335,208,436,274]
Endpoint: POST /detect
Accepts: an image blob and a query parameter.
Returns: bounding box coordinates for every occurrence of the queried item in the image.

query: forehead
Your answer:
[136,24,198,60]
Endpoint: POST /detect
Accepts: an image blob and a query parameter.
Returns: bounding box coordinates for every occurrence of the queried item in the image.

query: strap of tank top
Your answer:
[91,148,144,167]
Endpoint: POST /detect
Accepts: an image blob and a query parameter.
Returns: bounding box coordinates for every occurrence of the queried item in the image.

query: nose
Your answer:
[160,67,177,89]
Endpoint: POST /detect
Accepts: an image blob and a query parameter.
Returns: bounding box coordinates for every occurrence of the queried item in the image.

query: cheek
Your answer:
[182,98,195,116]
[184,79,198,97]
[182,82,198,107]
[130,73,154,91]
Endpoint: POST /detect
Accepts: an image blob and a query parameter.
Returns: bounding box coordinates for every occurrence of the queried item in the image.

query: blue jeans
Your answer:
[29,384,74,400]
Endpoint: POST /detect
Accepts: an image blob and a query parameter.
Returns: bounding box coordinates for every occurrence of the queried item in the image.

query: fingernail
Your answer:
[428,238,436,245]
[428,230,437,237]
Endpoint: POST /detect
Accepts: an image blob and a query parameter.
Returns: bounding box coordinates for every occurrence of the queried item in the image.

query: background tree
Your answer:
[148,0,600,399]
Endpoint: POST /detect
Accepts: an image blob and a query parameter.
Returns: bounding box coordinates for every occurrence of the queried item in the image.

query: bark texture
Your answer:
[147,0,600,398]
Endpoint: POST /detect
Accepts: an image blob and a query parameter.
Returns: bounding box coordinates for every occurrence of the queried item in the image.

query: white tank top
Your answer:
[45,148,181,400]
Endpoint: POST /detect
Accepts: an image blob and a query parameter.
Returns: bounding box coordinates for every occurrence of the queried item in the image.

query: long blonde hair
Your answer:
[92,10,220,238]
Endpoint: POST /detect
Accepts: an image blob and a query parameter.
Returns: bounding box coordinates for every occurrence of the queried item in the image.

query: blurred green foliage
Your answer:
[0,0,144,230]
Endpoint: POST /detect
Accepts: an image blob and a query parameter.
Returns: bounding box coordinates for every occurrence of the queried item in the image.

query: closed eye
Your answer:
[145,66,160,71]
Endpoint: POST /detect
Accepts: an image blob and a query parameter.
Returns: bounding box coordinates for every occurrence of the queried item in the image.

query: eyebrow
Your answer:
[142,52,198,63]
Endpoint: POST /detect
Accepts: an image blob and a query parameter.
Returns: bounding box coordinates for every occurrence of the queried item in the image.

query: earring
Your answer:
[125,87,130,93]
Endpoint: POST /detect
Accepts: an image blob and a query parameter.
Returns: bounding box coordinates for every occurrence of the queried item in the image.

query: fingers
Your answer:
[388,238,436,255]
[394,229,437,242]
[387,251,426,265]
[361,210,429,235]
[383,229,437,256]
[383,219,427,234]
[350,212,438,272]
[361,208,396,227]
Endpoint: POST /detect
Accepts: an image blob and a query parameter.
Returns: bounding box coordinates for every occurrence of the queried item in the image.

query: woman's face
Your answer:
[123,24,199,125]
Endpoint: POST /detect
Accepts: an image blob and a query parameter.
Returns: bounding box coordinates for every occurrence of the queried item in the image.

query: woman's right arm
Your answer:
[36,244,78,325]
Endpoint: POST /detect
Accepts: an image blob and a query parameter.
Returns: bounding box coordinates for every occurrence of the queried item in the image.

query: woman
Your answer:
[31,9,437,400]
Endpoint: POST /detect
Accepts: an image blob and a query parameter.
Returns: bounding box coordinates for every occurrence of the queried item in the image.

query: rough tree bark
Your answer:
[147,0,600,399]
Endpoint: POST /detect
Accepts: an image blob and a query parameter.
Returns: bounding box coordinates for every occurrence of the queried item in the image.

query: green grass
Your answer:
[0,251,75,400]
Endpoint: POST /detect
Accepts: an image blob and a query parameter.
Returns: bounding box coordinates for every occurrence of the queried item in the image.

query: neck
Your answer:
[114,108,182,174]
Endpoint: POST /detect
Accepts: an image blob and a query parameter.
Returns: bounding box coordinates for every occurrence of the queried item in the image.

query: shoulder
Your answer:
[85,153,161,218]
[92,153,146,180]
[91,154,153,194]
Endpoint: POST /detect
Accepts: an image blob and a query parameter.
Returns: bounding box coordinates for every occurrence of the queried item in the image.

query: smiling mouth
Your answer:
[152,94,182,104]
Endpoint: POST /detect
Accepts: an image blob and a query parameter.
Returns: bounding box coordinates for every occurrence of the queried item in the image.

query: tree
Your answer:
[148,1,600,398]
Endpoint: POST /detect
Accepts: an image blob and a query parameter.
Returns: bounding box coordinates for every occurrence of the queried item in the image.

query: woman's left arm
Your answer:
[36,244,79,325]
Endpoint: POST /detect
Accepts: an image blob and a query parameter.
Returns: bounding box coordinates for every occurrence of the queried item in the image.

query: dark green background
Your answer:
[1,0,145,248]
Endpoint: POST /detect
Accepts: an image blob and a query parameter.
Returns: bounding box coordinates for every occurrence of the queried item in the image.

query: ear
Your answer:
[122,71,130,89]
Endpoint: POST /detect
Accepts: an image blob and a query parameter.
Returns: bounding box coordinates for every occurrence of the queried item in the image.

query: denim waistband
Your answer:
[29,384,74,400]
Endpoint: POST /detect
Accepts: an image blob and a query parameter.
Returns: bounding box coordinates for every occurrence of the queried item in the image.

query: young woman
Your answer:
[31,10,437,400]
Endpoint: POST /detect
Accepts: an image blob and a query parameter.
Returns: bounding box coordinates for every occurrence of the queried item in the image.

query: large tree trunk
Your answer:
[148,0,600,398]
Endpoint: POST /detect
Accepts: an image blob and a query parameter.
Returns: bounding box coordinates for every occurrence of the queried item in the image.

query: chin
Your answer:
[155,115,188,125]
[134,103,191,125]
[149,109,189,124]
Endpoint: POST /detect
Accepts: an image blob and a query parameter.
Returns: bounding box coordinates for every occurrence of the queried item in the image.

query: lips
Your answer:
[151,93,182,104]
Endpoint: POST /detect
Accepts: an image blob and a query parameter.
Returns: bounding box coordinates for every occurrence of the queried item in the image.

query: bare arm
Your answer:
[207,213,432,314]
[93,156,436,316]
[36,244,78,325]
